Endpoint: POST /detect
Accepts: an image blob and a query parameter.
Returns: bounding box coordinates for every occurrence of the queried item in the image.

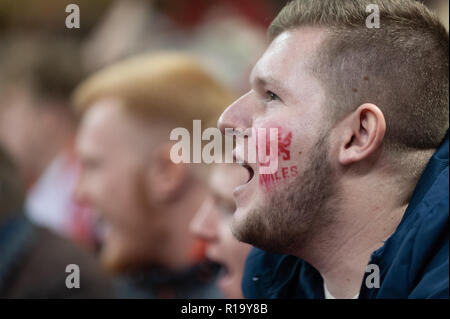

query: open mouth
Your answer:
[238,161,255,183]
[206,255,231,278]
[239,162,255,183]
[216,261,235,286]
[219,263,231,278]
[233,151,257,198]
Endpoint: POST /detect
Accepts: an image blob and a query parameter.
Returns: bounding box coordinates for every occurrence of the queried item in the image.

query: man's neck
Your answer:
[158,182,207,271]
[297,174,412,298]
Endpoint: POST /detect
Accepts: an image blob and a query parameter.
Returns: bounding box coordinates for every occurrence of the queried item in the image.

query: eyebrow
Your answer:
[251,73,276,87]
[250,72,288,97]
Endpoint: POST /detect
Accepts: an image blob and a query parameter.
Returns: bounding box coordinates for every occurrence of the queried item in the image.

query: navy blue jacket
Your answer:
[242,131,449,299]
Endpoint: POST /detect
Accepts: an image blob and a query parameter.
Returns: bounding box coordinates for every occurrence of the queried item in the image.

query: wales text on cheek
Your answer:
[257,127,297,188]
[259,165,298,188]
[256,126,293,164]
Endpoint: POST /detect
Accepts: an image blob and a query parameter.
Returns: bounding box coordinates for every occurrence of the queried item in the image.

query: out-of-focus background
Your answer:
[0,0,289,95]
[0,0,288,248]
[0,0,448,298]
[2,0,444,96]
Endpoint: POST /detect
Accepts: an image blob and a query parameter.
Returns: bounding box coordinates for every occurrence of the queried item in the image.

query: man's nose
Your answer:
[190,197,218,241]
[217,91,255,135]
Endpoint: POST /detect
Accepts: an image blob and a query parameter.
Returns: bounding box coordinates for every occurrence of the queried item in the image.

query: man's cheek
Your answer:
[255,126,293,162]
[254,125,300,189]
[259,164,299,188]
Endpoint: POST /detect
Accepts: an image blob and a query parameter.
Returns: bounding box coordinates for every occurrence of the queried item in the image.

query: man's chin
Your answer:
[230,207,252,242]
[230,206,270,249]
[232,191,266,228]
[99,244,136,275]
[230,203,297,254]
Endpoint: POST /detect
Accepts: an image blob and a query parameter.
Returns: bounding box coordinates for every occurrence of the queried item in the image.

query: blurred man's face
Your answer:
[218,28,337,254]
[75,99,160,272]
[191,164,252,298]
[0,87,56,184]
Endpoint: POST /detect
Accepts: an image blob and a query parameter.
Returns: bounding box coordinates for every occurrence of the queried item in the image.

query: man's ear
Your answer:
[338,103,386,166]
[146,142,187,203]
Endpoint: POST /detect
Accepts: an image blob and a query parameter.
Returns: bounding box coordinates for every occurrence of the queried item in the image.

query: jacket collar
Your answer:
[406,129,449,214]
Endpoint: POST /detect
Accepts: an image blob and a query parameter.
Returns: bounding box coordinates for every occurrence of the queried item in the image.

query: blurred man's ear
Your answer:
[338,103,386,166]
[146,142,188,203]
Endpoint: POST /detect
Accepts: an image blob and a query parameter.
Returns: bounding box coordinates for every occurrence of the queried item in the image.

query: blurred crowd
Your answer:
[0,0,448,298]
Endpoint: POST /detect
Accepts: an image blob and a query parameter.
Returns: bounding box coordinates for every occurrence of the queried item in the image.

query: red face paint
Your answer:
[255,126,293,165]
[278,130,292,161]
[259,165,299,188]
[253,125,298,189]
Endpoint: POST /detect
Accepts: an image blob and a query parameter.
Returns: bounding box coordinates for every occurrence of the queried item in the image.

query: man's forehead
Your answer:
[250,27,327,85]
[77,99,132,153]
[82,98,124,128]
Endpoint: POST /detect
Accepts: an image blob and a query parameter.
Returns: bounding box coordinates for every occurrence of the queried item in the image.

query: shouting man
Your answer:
[218,0,449,298]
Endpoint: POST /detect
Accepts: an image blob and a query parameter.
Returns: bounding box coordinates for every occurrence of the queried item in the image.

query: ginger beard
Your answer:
[98,170,167,274]
[97,170,147,273]
[231,130,338,255]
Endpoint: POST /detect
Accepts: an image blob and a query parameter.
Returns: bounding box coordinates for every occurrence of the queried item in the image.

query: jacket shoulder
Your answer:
[242,248,321,298]
[5,226,115,298]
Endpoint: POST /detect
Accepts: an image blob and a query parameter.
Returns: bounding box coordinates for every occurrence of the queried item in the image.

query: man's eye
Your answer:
[266,91,280,102]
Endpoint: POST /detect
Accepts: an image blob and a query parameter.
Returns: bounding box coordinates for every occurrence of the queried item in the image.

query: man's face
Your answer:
[218,28,337,254]
[190,164,252,299]
[75,99,159,272]
[0,87,53,184]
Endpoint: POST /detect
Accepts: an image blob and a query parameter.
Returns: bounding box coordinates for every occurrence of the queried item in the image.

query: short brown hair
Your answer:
[269,0,449,151]
[72,52,233,129]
